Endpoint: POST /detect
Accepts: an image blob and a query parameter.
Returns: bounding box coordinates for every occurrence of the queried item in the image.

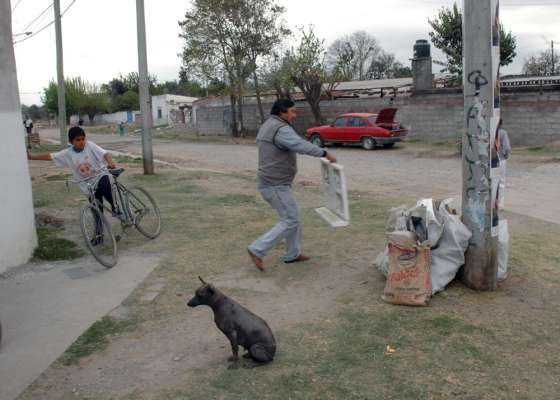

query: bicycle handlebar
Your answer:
[66,167,124,188]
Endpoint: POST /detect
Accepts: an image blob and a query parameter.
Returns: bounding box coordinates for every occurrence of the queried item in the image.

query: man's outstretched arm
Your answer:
[275,126,337,163]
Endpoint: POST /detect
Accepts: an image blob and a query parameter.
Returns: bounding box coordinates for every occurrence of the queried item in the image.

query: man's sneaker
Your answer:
[247,248,265,271]
[284,254,310,264]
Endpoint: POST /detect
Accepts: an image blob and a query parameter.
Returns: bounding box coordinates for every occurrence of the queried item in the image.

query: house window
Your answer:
[157,108,163,119]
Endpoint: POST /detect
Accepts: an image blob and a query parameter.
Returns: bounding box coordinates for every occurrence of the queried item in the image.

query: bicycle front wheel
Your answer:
[80,203,118,268]
[125,186,161,239]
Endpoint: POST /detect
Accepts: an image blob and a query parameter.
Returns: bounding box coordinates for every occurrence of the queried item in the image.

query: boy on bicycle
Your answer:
[27,126,117,244]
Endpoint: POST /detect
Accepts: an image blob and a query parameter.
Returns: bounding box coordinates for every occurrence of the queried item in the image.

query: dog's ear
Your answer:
[198,276,207,285]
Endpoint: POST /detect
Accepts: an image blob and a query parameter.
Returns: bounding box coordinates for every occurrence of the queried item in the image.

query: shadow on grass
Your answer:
[33,227,83,261]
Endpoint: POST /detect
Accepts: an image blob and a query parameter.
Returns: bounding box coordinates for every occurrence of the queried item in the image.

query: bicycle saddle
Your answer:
[109,168,125,177]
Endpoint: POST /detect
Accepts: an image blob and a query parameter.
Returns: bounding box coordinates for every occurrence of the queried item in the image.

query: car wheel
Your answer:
[310,134,324,147]
[361,137,375,150]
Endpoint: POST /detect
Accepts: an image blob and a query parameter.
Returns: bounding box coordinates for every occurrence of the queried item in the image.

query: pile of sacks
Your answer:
[374,198,473,306]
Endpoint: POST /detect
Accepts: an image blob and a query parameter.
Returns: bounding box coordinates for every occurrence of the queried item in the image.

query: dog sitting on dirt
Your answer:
[187,277,276,368]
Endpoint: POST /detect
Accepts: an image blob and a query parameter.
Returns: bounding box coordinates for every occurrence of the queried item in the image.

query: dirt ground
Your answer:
[17,148,560,400]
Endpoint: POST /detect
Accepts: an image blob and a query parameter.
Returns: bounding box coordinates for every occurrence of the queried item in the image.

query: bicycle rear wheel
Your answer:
[125,186,161,239]
[80,203,118,268]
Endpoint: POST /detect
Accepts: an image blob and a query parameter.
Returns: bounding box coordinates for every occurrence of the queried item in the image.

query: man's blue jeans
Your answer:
[249,185,301,261]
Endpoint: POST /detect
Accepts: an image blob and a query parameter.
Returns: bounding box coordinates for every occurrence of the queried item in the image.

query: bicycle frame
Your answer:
[67,168,149,228]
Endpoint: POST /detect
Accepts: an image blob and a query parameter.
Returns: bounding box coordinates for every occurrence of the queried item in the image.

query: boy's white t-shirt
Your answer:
[51,141,109,193]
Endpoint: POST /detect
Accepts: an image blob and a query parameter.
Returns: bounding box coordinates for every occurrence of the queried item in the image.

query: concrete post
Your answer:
[412,39,433,91]
[136,0,154,174]
[0,0,37,272]
[53,0,67,148]
[461,0,500,290]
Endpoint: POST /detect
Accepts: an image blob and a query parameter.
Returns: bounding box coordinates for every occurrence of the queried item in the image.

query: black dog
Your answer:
[187,277,276,368]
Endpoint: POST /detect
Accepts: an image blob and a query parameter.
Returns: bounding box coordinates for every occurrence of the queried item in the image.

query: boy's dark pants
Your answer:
[92,175,115,237]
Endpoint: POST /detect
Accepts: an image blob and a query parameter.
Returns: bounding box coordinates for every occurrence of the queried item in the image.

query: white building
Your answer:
[151,94,198,127]
[0,2,37,273]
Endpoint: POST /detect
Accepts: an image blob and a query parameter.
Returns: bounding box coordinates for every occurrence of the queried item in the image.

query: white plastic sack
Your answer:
[386,230,417,247]
[497,219,509,281]
[430,203,472,294]
[374,246,389,277]
[409,199,444,247]
[386,206,409,232]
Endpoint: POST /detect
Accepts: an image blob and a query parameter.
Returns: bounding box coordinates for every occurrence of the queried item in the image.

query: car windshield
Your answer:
[367,115,378,125]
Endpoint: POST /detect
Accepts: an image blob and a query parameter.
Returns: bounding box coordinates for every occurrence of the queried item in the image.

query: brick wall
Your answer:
[193,87,560,146]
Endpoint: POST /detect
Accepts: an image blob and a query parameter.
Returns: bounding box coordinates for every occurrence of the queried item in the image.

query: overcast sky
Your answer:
[11,0,560,106]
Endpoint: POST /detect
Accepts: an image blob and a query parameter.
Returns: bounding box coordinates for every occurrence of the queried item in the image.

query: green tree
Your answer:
[367,51,411,79]
[327,31,381,81]
[522,49,559,76]
[288,26,339,124]
[82,92,108,124]
[21,104,48,121]
[42,77,88,123]
[242,0,290,123]
[179,0,287,135]
[428,2,517,77]
[114,90,139,111]
[260,50,295,100]
[102,73,157,112]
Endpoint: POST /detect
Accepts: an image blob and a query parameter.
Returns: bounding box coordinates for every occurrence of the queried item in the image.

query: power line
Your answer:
[18,3,53,34]
[11,0,24,12]
[13,0,77,45]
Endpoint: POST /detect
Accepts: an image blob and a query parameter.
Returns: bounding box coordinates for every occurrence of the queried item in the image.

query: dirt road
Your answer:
[39,129,559,225]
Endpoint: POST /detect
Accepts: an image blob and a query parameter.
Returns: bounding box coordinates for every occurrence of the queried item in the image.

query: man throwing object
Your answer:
[248,99,336,271]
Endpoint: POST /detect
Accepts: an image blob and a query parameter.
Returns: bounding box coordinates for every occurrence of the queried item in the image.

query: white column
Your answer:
[0,0,37,272]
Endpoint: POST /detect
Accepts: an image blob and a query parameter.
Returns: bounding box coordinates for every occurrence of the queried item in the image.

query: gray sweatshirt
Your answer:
[256,115,325,187]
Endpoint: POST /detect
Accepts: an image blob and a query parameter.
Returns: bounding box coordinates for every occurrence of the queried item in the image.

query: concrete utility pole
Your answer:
[136,0,154,174]
[53,0,67,147]
[0,0,37,272]
[461,0,500,290]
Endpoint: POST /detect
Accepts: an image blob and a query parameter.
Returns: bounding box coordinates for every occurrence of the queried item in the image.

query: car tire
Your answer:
[310,134,324,147]
[361,137,375,150]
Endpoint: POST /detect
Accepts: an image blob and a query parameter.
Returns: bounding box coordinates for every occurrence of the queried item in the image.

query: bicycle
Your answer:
[68,167,161,268]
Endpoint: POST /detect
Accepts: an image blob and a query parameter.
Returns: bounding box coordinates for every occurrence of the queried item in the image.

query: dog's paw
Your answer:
[227,362,239,370]
[227,355,239,362]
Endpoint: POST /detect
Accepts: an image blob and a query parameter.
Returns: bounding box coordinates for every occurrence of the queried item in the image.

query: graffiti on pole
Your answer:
[464,70,491,233]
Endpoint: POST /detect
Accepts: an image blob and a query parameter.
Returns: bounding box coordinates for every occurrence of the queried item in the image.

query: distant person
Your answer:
[24,116,33,134]
[495,118,511,208]
[27,126,117,245]
[247,99,337,271]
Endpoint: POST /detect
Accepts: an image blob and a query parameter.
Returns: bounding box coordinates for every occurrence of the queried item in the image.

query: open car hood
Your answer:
[375,108,398,124]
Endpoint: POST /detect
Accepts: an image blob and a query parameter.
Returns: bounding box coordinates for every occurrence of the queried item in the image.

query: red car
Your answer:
[305,108,408,150]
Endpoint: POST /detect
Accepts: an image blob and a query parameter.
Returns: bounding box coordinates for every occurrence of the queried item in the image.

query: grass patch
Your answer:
[61,316,138,365]
[45,173,71,181]
[33,227,83,261]
[167,309,500,400]
[33,198,49,208]
[31,143,65,153]
[114,155,143,164]
[21,166,560,400]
